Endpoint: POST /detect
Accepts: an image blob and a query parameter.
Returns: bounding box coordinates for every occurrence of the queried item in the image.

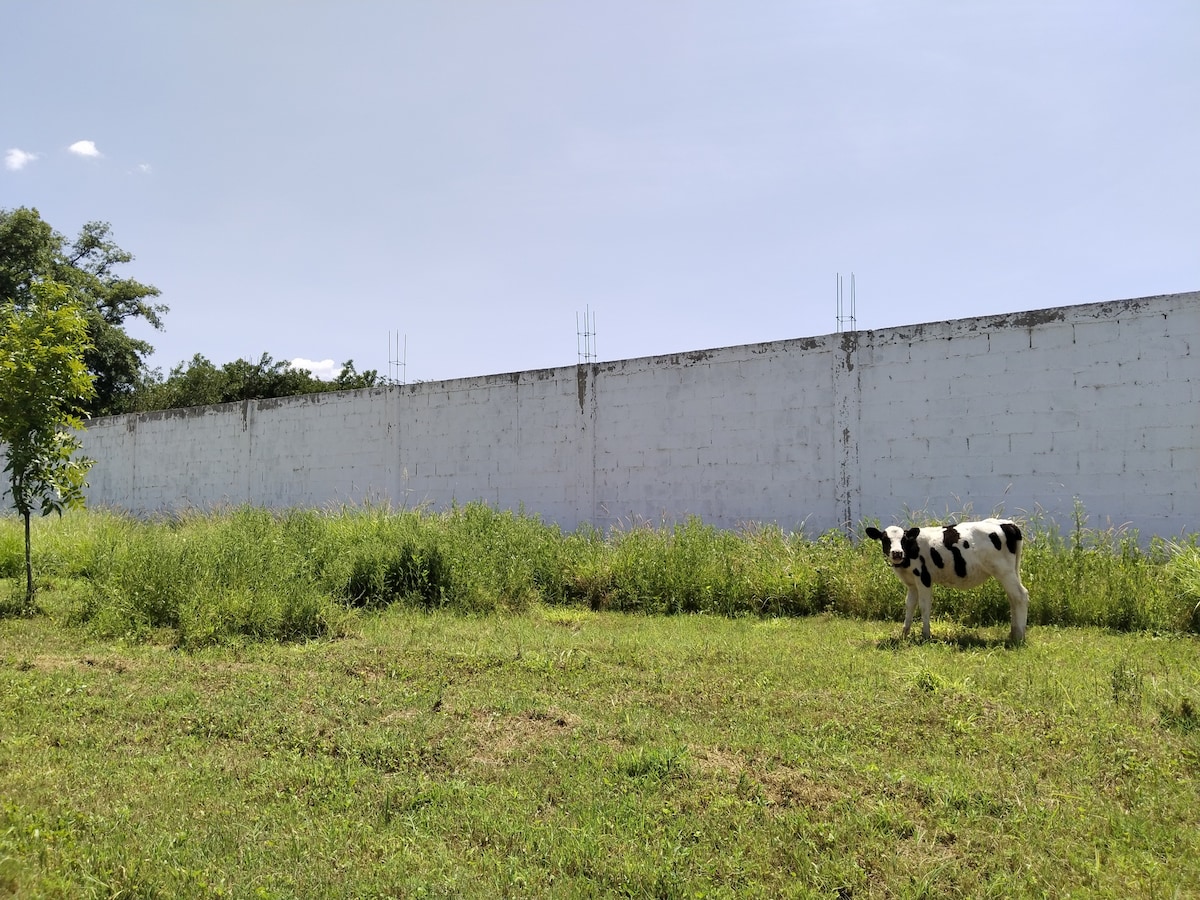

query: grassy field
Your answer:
[2,607,1199,898]
[2,507,1199,897]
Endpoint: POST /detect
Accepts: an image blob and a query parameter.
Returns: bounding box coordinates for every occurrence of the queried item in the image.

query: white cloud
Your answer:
[68,140,102,158]
[5,148,38,171]
[290,358,338,380]
[137,162,152,174]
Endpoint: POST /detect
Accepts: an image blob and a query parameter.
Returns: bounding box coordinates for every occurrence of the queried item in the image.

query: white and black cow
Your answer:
[864,518,1030,643]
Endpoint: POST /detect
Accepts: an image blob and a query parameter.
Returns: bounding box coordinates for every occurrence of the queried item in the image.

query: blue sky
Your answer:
[4,1,1197,383]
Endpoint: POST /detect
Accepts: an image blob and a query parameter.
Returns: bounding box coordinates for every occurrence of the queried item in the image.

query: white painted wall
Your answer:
[61,291,1200,538]
[854,293,1198,537]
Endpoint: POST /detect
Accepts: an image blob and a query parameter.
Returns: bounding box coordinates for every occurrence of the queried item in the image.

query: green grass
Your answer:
[1,505,1198,894]
[2,504,1198,643]
[1,608,1198,898]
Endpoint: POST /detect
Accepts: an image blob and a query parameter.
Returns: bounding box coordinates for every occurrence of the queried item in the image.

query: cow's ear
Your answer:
[864,527,882,540]
[904,527,921,541]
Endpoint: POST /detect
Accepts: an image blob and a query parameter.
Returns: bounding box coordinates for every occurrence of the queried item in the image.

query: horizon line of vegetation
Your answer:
[2,502,1198,649]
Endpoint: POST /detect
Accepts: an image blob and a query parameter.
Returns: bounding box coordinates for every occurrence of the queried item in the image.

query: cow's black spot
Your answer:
[941,526,968,577]
[950,548,967,578]
[989,531,1002,550]
[929,547,944,569]
[962,540,969,549]
[865,528,893,559]
[1000,522,1022,554]
[917,560,932,588]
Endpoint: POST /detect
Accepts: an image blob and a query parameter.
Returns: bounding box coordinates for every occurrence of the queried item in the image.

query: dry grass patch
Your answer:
[468,707,581,768]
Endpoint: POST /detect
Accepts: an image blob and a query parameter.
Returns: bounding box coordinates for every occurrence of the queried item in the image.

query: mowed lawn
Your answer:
[2,607,1198,898]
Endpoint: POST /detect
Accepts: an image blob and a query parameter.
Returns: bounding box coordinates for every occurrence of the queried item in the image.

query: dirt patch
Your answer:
[759,768,845,810]
[21,654,135,675]
[468,707,580,767]
[693,746,847,810]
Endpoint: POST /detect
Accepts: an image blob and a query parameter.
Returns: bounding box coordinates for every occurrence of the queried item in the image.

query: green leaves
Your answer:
[1,279,97,605]
[129,353,383,411]
[0,207,164,415]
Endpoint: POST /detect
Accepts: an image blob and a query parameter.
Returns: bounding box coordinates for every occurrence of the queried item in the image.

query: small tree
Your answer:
[0,280,96,610]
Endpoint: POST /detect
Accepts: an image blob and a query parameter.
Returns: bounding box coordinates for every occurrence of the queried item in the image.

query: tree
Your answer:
[0,207,165,416]
[332,360,382,390]
[0,280,96,610]
[133,353,227,410]
[128,355,383,412]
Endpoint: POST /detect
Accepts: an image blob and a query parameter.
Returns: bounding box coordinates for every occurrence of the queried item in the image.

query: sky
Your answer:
[3,1,1198,384]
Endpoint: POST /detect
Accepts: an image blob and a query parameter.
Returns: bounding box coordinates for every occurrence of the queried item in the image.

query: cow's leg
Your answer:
[917,588,933,640]
[998,571,1030,643]
[901,585,918,636]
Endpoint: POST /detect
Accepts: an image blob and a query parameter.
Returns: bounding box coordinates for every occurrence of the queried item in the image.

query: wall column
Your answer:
[832,331,862,534]
[575,364,598,530]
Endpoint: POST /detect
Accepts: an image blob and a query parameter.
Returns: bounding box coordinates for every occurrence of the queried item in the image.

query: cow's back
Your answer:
[916,519,1023,589]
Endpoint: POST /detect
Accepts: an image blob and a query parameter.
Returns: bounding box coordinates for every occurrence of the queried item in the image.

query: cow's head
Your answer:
[864,525,921,567]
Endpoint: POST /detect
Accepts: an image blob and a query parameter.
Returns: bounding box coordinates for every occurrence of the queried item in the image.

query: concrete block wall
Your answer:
[588,341,837,531]
[853,293,1199,536]
[45,290,1200,539]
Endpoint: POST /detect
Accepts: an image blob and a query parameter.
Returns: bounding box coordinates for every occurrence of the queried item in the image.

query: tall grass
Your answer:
[1,502,1197,646]
[562,518,828,616]
[60,508,354,646]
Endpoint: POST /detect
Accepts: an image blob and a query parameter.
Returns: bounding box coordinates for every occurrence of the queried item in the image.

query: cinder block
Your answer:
[1077,448,1126,476]
[1029,323,1076,352]
[985,328,1032,355]
[1073,319,1122,348]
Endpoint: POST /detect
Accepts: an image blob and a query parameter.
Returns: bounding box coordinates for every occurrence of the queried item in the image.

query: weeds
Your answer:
[1110,657,1144,706]
[1,502,1198,646]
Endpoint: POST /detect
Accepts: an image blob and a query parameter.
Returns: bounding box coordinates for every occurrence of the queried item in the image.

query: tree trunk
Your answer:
[23,509,34,611]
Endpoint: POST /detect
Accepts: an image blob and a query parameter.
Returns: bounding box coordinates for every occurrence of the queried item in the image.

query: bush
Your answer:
[1022,515,1189,633]
[1166,544,1200,633]
[0,523,22,579]
[2,501,1196,648]
[436,503,566,613]
[67,507,355,646]
[341,539,450,608]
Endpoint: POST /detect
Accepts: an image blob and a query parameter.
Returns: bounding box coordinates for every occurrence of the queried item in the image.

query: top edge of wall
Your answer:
[859,290,1199,341]
[87,289,1198,424]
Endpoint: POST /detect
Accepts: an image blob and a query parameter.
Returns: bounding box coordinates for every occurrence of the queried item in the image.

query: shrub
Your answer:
[1166,544,1200,633]
[0,522,22,579]
[3,501,1197,647]
[341,539,450,608]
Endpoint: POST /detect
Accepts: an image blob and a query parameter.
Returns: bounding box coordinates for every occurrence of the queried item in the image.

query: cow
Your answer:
[863,518,1030,643]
